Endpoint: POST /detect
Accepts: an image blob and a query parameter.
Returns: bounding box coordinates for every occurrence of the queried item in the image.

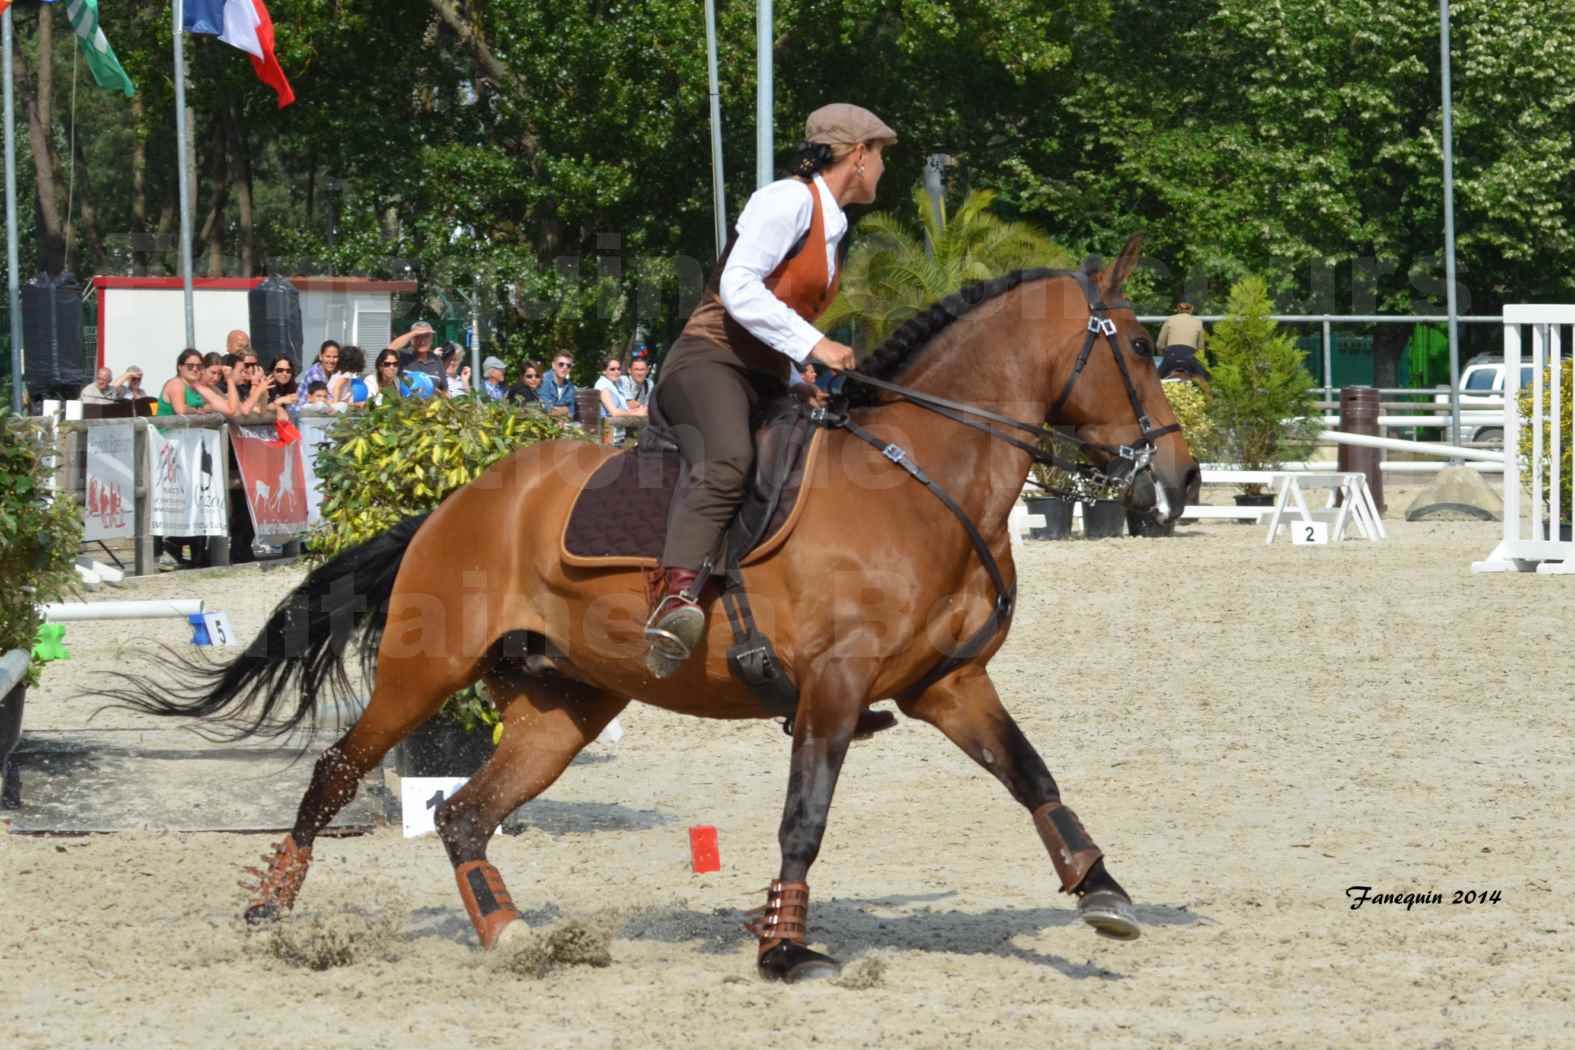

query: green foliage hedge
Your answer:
[1518,367,1574,522]
[309,394,576,561]
[0,414,83,684]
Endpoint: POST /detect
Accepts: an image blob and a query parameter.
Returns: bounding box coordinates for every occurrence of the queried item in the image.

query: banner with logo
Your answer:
[146,425,228,536]
[297,415,335,528]
[230,423,308,539]
[83,421,136,541]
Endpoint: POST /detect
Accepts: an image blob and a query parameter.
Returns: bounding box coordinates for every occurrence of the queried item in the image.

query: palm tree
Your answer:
[819,185,1076,349]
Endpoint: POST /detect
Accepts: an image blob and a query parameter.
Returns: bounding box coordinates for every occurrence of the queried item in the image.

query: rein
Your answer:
[827,270,1180,701]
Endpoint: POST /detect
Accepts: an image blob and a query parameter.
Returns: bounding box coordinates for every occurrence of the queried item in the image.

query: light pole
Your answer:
[1439,0,1462,448]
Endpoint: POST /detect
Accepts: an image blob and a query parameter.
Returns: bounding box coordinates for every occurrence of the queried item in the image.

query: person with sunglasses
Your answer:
[369,349,436,403]
[539,353,578,418]
[159,348,239,416]
[508,361,543,405]
[593,354,647,444]
[263,356,302,408]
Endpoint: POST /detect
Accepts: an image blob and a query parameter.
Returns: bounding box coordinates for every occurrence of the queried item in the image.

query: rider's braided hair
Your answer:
[788,141,837,178]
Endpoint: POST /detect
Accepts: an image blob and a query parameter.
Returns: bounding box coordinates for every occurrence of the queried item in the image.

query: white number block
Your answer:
[1292,521,1330,546]
[201,611,236,646]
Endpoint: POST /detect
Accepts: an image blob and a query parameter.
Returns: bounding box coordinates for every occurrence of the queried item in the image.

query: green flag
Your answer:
[65,0,136,98]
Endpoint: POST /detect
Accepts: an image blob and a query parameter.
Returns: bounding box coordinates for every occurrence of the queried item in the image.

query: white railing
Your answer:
[1473,306,1574,573]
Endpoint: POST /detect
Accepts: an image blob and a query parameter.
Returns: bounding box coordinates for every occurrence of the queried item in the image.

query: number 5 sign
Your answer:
[201,611,236,646]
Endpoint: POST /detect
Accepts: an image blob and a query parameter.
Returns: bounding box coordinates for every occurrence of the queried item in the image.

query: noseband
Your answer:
[822,271,1181,704]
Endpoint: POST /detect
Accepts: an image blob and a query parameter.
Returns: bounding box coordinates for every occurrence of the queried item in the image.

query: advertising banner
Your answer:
[83,421,136,541]
[145,425,228,536]
[297,415,335,529]
[230,423,308,539]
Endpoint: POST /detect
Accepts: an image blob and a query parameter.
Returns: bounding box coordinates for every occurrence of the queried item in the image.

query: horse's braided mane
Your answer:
[846,266,1070,405]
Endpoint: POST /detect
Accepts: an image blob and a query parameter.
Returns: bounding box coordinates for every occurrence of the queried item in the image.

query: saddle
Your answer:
[560,398,824,570]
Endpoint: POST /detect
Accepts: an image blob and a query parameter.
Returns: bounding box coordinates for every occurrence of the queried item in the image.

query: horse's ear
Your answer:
[1099,233,1145,298]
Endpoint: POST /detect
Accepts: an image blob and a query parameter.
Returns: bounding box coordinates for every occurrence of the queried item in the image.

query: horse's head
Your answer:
[1048,235,1201,523]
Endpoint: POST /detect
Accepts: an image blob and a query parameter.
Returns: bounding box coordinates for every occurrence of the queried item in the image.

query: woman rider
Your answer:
[644,103,896,674]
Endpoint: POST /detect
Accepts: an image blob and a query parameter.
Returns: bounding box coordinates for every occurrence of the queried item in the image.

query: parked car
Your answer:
[1432,357,1532,445]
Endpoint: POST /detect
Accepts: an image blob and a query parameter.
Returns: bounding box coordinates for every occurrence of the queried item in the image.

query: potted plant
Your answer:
[1026,429,1077,540]
[399,685,502,777]
[309,391,573,773]
[1518,364,1574,541]
[1202,276,1319,504]
[0,412,84,809]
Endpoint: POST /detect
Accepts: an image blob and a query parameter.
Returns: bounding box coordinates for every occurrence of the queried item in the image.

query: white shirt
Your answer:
[718,174,847,363]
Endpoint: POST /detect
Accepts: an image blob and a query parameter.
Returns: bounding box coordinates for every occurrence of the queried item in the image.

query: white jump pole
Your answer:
[72,564,102,592]
[1317,429,1502,463]
[43,599,205,622]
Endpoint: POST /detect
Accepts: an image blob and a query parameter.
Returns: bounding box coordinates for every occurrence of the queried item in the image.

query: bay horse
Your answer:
[113,235,1198,982]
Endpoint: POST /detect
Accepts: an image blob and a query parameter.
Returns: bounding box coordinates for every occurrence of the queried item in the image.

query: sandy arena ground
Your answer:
[2,500,1571,1049]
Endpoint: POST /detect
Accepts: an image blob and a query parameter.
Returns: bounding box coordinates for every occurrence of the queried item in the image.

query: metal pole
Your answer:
[1321,318,1333,402]
[921,154,948,260]
[704,0,727,255]
[1439,0,1462,448]
[471,272,481,392]
[4,10,23,413]
[172,1,195,348]
[755,0,772,189]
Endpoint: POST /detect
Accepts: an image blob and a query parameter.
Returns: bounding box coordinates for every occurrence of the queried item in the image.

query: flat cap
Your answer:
[804,103,897,147]
[482,356,506,372]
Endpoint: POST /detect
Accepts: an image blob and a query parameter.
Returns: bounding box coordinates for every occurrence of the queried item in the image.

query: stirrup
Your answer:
[644,596,705,676]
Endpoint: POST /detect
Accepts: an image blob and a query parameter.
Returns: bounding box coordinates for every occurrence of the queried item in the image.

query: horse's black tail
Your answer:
[103,513,432,743]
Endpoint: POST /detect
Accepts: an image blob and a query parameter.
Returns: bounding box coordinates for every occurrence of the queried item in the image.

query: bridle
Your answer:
[840,269,1181,505]
[821,269,1181,705]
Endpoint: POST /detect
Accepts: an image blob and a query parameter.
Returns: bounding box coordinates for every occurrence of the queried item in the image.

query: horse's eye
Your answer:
[1132,338,1152,357]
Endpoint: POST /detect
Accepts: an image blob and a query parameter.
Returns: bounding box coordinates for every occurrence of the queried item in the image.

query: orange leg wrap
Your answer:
[241,835,314,915]
[454,860,522,949]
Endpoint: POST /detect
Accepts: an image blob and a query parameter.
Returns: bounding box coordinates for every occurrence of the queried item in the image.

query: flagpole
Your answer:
[4,8,24,412]
[171,0,195,348]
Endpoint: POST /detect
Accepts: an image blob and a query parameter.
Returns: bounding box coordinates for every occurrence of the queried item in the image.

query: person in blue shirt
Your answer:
[538,352,577,419]
[481,356,509,401]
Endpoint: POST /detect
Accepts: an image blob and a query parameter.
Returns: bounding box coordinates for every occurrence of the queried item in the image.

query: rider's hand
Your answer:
[808,338,856,374]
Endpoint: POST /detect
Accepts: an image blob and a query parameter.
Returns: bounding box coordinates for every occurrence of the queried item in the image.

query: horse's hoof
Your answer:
[758,941,841,983]
[1079,889,1141,940]
[243,902,280,925]
[490,917,530,951]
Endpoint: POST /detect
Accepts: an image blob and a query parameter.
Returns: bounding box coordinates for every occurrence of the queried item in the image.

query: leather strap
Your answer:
[745,879,811,957]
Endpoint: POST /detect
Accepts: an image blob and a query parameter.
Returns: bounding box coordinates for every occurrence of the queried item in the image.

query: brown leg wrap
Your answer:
[454,860,522,949]
[240,834,314,913]
[1032,802,1103,894]
[744,880,810,959]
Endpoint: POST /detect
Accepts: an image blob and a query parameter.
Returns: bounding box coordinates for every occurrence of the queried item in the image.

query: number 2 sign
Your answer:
[1292,521,1330,545]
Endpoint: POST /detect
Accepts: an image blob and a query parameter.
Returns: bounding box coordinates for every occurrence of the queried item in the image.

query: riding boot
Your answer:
[644,567,706,677]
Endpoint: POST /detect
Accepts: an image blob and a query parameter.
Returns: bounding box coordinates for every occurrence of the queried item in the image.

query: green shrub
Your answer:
[309,394,575,561]
[1204,276,1320,486]
[0,413,83,685]
[1517,366,1574,522]
[1162,380,1216,461]
[307,394,578,735]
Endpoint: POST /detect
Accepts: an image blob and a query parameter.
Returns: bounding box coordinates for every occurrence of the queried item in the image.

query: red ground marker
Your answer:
[689,825,721,873]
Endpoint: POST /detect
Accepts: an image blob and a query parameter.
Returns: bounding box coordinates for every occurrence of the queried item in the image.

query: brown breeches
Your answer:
[657,362,784,570]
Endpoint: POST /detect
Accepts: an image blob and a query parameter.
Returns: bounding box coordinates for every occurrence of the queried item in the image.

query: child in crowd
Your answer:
[306,381,330,405]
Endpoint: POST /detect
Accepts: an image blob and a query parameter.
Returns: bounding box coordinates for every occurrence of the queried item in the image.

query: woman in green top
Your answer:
[159,348,238,416]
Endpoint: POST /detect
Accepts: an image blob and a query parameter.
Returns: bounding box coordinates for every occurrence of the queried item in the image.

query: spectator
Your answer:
[226,330,251,358]
[1157,302,1210,380]
[264,355,301,409]
[539,352,577,419]
[481,356,508,400]
[389,320,444,386]
[593,354,647,443]
[443,346,471,397]
[618,354,654,406]
[202,352,226,390]
[797,360,818,387]
[370,348,435,403]
[233,351,271,416]
[333,345,370,405]
[158,348,238,416]
[115,366,148,401]
[508,361,542,404]
[79,368,118,404]
[305,381,330,405]
[302,340,341,389]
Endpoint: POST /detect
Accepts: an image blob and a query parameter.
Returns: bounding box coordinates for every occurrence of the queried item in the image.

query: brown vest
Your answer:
[666,178,841,383]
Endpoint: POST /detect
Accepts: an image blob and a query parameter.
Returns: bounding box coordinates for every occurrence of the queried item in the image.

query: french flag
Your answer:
[184,0,295,108]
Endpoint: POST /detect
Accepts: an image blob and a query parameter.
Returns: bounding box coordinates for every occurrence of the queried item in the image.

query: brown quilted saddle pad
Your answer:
[560,422,826,569]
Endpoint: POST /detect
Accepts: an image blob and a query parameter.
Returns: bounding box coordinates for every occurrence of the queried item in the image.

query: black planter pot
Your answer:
[397,716,496,777]
[1026,497,1074,540]
[1,681,25,811]
[1232,491,1275,523]
[1082,499,1127,539]
[1127,511,1176,538]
